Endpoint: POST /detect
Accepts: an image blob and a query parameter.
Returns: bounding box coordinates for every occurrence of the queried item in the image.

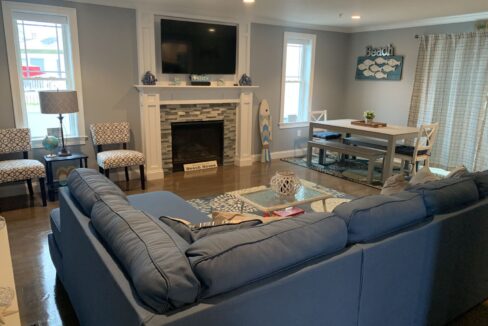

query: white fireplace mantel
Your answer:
[136,85,258,180]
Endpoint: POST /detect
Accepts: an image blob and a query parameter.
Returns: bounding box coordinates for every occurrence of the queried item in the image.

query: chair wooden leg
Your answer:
[139,165,145,190]
[27,179,34,197]
[104,169,110,178]
[415,161,420,172]
[125,167,129,181]
[39,177,47,207]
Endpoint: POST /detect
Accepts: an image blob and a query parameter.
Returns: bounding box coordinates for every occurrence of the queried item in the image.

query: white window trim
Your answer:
[279,31,316,129]
[2,1,86,146]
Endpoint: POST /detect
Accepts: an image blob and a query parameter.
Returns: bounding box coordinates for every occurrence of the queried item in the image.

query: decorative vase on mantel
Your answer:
[270,171,302,197]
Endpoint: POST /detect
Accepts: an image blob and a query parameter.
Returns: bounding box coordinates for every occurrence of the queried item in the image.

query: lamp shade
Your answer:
[39,90,79,114]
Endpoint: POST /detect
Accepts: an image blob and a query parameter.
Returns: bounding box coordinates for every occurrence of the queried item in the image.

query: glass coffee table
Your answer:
[231,179,333,214]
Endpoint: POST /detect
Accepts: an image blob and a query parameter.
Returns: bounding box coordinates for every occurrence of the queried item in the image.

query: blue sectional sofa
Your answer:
[48,168,488,325]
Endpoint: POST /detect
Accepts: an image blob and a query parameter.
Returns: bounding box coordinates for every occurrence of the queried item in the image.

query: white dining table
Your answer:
[308,119,420,182]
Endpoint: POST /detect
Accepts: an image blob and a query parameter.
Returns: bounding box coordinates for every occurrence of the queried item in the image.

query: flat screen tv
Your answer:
[161,19,237,74]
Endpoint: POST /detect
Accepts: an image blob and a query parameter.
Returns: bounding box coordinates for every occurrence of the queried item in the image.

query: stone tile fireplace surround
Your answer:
[135,86,256,180]
[161,103,237,173]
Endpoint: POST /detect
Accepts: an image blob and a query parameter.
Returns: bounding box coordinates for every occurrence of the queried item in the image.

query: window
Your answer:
[280,32,316,128]
[2,2,85,142]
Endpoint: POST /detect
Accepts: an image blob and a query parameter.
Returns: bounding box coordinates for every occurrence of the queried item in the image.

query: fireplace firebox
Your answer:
[171,120,224,172]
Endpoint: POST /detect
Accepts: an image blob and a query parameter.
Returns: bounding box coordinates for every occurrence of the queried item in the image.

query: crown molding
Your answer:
[350,11,488,33]
[66,0,487,34]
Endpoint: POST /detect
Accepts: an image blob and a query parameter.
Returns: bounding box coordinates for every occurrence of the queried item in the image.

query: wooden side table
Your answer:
[44,152,88,201]
[0,219,21,325]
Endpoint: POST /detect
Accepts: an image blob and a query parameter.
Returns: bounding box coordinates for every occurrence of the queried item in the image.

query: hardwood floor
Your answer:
[0,160,486,325]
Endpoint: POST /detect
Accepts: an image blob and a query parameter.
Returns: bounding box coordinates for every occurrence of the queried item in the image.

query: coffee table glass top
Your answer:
[233,179,332,212]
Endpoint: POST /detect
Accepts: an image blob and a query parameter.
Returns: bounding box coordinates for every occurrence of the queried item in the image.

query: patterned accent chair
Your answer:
[90,122,145,189]
[0,128,47,206]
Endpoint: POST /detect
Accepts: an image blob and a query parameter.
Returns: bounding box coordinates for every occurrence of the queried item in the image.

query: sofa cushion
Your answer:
[333,192,427,244]
[408,177,479,215]
[472,170,488,199]
[67,168,128,216]
[380,173,408,196]
[160,216,262,243]
[409,166,440,186]
[91,198,200,313]
[186,213,347,298]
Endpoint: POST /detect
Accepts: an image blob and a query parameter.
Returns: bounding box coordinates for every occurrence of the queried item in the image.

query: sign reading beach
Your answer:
[355,44,404,81]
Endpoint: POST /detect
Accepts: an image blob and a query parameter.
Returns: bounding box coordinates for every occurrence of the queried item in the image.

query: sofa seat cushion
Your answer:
[472,170,488,199]
[160,216,262,243]
[50,208,61,248]
[0,159,45,183]
[91,198,200,313]
[67,168,128,216]
[128,191,209,225]
[333,192,427,244]
[186,213,347,298]
[96,150,145,169]
[408,177,479,215]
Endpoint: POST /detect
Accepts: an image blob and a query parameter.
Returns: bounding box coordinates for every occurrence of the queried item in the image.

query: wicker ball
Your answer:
[270,171,302,197]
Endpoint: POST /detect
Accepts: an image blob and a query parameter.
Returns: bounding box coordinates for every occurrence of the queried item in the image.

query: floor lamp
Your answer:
[39,90,79,157]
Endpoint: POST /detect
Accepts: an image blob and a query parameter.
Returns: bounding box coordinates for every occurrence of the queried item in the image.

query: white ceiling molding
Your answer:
[350,11,488,33]
[67,0,488,34]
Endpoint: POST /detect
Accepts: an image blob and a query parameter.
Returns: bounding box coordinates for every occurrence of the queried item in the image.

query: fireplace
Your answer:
[171,120,224,172]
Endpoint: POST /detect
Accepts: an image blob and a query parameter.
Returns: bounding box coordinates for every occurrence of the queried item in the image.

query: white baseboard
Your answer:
[252,148,307,162]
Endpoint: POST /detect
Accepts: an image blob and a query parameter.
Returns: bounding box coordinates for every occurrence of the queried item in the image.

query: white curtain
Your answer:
[408,32,488,171]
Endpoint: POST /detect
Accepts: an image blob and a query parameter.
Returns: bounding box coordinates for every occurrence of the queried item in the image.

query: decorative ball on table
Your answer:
[42,135,59,158]
[270,171,302,197]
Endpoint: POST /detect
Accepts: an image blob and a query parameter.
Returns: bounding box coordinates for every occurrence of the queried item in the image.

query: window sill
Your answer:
[31,135,88,149]
[278,122,309,129]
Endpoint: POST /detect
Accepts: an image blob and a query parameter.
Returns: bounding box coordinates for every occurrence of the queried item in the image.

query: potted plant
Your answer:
[363,111,376,124]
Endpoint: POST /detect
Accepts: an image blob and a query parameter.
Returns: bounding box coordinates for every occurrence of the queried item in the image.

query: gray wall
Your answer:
[250,23,350,155]
[0,0,139,164]
[344,22,476,125]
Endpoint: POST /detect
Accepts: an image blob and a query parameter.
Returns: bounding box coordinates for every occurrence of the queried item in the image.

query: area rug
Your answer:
[187,183,351,217]
[281,155,396,189]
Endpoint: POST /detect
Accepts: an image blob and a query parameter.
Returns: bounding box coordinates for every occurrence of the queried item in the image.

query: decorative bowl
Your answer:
[270,171,301,197]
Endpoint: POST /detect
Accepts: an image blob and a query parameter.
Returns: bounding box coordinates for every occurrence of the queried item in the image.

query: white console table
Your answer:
[135,85,258,180]
[0,220,21,326]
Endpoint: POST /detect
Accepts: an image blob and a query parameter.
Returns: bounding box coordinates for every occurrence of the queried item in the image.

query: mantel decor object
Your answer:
[141,71,157,85]
[270,171,302,197]
[39,90,79,157]
[239,74,252,86]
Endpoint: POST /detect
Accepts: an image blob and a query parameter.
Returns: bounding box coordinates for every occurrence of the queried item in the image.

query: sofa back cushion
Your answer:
[91,198,200,313]
[67,168,128,216]
[472,171,488,199]
[186,213,347,298]
[333,192,427,244]
[408,177,479,215]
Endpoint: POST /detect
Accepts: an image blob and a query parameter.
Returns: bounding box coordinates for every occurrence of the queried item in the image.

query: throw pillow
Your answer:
[447,165,469,178]
[409,166,440,186]
[381,173,408,196]
[160,215,262,243]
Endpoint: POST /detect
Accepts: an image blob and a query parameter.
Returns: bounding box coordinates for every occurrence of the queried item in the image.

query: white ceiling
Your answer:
[74,0,488,32]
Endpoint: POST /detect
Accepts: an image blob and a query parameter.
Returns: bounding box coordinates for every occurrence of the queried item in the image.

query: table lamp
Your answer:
[39,90,79,157]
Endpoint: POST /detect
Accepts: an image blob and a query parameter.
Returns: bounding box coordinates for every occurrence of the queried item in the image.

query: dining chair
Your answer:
[310,110,342,164]
[0,128,47,206]
[395,123,439,176]
[90,122,145,189]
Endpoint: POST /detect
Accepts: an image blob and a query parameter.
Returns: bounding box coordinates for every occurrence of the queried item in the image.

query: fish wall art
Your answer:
[355,55,404,80]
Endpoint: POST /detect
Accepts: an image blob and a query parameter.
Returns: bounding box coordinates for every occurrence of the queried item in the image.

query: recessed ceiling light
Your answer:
[208,28,215,32]
[351,15,361,20]
[243,0,255,4]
